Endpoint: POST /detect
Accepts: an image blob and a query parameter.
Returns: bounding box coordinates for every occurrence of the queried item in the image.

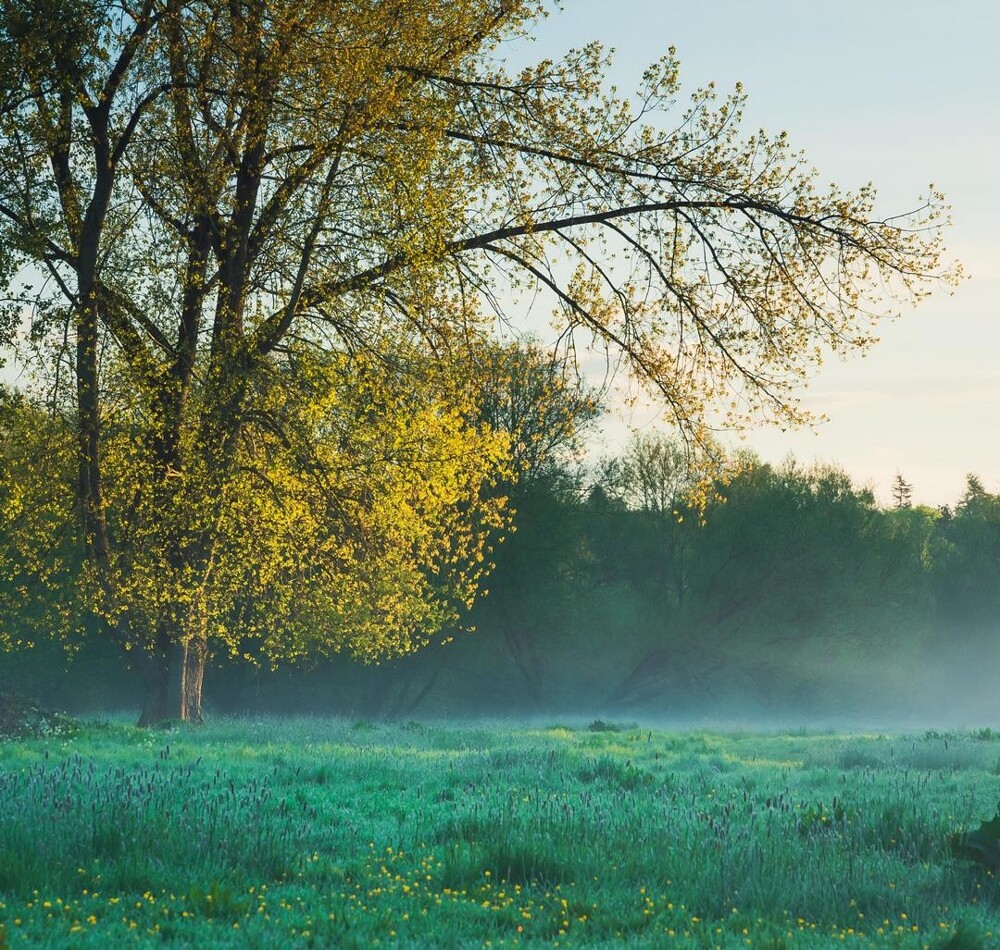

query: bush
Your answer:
[0,693,77,740]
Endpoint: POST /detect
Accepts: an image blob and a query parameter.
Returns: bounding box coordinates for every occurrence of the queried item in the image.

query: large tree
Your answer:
[0,0,956,721]
[1,347,511,722]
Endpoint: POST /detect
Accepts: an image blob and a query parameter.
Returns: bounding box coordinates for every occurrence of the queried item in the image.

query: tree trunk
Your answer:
[136,637,207,726]
[499,603,545,709]
[180,637,207,724]
[137,647,171,727]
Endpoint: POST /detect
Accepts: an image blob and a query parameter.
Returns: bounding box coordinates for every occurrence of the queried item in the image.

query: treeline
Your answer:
[2,341,997,721]
[5,435,998,723]
[305,449,999,721]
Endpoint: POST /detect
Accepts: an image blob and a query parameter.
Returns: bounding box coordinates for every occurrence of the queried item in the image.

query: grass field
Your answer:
[0,717,997,948]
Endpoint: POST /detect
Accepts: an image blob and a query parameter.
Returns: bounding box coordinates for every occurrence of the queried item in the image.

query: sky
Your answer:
[505,0,999,507]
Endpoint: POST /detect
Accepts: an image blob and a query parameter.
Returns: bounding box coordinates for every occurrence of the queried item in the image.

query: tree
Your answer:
[457,341,600,709]
[0,388,81,647]
[2,348,510,722]
[593,457,933,711]
[464,339,600,487]
[308,340,602,717]
[0,0,956,722]
[589,431,698,614]
[891,471,914,509]
[617,431,698,515]
[933,474,1000,632]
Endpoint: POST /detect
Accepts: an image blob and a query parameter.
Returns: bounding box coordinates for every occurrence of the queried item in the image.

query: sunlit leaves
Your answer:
[0,391,79,648]
[1,348,510,664]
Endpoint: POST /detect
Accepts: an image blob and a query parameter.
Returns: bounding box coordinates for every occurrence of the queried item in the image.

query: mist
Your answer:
[3,444,998,734]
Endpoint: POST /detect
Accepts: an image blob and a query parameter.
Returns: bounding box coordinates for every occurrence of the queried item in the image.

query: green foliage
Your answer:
[464,449,945,714]
[934,476,1000,632]
[5,433,998,723]
[0,395,80,646]
[414,448,997,720]
[0,344,511,718]
[463,340,601,487]
[586,719,627,733]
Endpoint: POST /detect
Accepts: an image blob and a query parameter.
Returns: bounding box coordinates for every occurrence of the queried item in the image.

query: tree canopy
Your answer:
[0,0,958,721]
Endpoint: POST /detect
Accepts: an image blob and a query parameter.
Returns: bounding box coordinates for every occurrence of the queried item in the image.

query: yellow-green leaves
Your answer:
[97,343,509,665]
[2,337,510,670]
[0,393,79,649]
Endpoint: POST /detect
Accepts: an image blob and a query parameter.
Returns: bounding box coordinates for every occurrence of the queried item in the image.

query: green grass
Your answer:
[0,717,997,947]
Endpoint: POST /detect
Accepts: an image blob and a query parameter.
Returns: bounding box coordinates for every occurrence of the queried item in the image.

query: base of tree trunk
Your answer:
[135,639,207,726]
[181,638,207,724]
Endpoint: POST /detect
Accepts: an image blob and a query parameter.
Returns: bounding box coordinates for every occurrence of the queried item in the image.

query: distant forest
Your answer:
[5,431,998,724]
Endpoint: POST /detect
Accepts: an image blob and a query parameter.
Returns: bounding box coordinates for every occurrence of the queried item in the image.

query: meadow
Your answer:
[0,717,996,948]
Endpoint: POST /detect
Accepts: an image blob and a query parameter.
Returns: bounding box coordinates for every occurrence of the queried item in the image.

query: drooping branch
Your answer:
[256,188,918,357]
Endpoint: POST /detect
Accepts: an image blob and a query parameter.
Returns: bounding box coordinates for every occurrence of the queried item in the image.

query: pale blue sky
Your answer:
[509,1,999,506]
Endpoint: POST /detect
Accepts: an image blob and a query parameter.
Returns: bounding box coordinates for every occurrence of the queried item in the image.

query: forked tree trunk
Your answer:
[136,637,208,726]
